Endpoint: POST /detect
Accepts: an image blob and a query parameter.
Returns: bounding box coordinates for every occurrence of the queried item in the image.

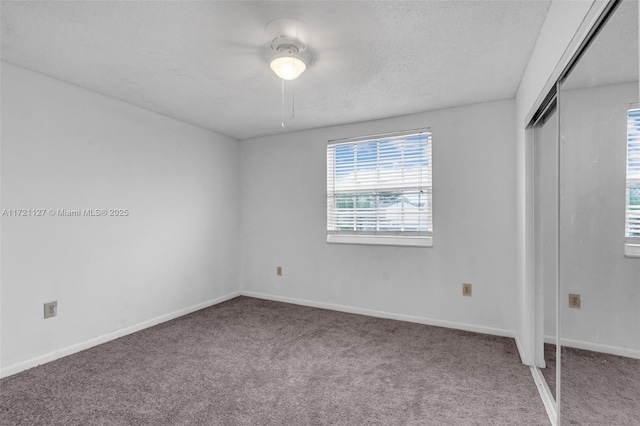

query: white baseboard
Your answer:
[530,366,557,426]
[2,290,527,379]
[544,335,640,360]
[0,291,241,379]
[241,291,515,339]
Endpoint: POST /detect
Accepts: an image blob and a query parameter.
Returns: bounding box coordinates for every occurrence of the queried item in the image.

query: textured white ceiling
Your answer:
[1,1,552,140]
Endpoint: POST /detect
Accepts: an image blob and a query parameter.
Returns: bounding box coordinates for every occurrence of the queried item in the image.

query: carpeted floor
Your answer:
[540,343,640,425]
[1,296,549,425]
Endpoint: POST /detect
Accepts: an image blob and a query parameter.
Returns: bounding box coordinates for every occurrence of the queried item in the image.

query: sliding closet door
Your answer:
[533,104,558,402]
[558,0,640,423]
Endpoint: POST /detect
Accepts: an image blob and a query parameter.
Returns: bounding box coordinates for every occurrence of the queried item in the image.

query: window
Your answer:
[626,108,640,257]
[326,129,432,247]
[626,108,640,255]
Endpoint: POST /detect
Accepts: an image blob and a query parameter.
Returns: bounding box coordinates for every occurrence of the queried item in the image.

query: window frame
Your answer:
[326,128,433,248]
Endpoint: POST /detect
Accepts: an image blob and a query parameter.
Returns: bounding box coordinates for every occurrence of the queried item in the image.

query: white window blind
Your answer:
[327,130,432,246]
[626,108,640,244]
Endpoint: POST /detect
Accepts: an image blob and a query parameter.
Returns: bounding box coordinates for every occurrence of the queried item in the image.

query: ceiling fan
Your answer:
[221,16,316,128]
[265,17,314,81]
[263,17,314,127]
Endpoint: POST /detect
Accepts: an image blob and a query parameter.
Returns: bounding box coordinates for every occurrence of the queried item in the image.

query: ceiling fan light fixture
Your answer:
[270,54,307,80]
[265,17,313,127]
[266,18,311,81]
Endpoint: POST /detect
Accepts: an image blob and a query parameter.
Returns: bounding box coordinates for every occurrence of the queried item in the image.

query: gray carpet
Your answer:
[557,346,640,425]
[1,296,548,425]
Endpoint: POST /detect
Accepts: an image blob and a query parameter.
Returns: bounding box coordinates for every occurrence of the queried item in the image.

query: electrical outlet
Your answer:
[44,301,57,319]
[276,266,282,276]
[568,293,581,309]
[462,283,472,297]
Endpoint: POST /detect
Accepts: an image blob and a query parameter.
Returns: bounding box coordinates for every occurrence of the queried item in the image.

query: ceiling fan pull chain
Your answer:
[292,79,295,118]
[281,78,285,128]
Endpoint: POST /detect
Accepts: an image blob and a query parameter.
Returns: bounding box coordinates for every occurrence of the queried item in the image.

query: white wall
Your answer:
[0,63,240,376]
[239,99,518,335]
[556,82,640,356]
[515,0,598,365]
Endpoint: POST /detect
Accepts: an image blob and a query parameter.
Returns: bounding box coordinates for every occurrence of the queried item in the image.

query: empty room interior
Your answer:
[1,1,639,425]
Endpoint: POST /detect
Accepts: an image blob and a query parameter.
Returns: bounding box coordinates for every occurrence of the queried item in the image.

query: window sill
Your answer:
[625,243,640,258]
[327,234,433,247]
